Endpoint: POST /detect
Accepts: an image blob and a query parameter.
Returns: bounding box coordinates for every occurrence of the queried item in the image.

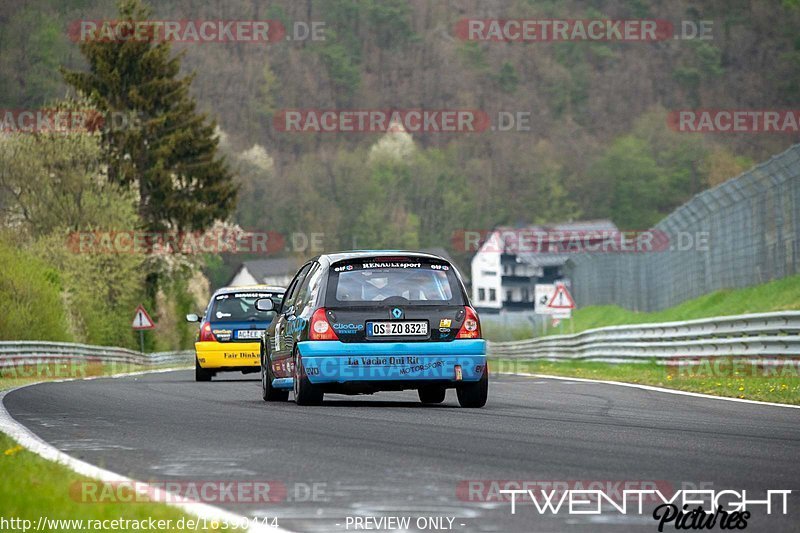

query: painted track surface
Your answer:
[4,370,800,532]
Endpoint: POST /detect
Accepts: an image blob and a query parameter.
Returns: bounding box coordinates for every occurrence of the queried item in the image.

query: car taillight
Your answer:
[199,322,217,342]
[456,306,481,339]
[309,308,339,341]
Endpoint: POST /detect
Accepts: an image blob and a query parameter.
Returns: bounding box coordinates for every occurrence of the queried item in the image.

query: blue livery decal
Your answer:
[296,340,486,384]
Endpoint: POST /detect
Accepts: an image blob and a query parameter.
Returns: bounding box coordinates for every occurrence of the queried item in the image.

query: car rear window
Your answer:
[210,292,282,322]
[326,259,464,306]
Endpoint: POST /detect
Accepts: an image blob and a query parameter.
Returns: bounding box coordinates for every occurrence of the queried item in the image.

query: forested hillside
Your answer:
[2,0,799,254]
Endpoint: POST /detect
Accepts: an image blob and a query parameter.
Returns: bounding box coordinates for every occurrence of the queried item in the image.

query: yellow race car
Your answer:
[186,285,285,381]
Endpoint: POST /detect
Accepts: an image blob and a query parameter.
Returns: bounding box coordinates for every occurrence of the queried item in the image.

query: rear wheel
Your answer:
[456,371,488,408]
[293,351,323,406]
[418,385,446,404]
[195,359,213,382]
[262,354,289,402]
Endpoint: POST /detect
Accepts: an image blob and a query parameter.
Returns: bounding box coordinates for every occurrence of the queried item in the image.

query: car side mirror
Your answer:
[255,298,275,312]
[185,313,200,323]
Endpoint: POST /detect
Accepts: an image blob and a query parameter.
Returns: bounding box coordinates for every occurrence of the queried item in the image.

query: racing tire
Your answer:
[195,359,213,382]
[293,351,323,406]
[456,371,488,408]
[418,385,446,404]
[262,359,289,402]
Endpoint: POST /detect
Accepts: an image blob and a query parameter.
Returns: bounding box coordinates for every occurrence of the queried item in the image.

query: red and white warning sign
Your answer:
[131,304,156,330]
[547,283,575,310]
[535,282,575,317]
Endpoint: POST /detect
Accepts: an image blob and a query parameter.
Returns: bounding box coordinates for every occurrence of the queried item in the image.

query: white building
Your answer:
[470,220,617,313]
[227,258,302,288]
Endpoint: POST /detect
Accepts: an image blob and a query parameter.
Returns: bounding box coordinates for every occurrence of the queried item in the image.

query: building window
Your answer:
[505,290,512,302]
[543,266,559,280]
[522,288,529,301]
[478,288,486,301]
[489,289,496,301]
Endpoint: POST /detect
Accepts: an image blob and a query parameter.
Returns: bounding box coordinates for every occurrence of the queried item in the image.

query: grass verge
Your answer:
[492,358,800,405]
[1,361,223,532]
[0,434,228,532]
[546,273,800,337]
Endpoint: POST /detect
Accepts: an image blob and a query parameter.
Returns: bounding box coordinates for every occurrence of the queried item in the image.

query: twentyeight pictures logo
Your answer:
[491,486,791,531]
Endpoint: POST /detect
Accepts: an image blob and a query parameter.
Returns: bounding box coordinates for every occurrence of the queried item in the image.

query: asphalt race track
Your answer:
[5,371,800,532]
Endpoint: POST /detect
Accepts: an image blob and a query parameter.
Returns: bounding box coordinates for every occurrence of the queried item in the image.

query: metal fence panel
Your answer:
[566,144,800,311]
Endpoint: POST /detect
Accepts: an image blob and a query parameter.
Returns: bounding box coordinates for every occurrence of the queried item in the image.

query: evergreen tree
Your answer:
[62,0,236,235]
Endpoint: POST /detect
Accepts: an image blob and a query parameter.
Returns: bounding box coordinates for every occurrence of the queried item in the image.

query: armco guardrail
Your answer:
[0,341,193,368]
[487,312,800,361]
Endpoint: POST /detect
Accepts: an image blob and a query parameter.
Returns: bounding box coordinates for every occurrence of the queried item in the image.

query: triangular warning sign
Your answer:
[547,284,575,309]
[131,304,156,330]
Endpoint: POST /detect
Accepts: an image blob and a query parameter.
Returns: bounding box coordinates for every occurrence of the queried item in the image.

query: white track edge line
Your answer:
[499,372,800,410]
[0,367,295,533]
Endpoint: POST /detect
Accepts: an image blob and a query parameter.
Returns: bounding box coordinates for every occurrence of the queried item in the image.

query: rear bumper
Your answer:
[195,341,260,369]
[296,339,487,385]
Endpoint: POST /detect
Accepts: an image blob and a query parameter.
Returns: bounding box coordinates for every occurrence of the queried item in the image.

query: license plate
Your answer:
[236,330,263,339]
[367,321,428,337]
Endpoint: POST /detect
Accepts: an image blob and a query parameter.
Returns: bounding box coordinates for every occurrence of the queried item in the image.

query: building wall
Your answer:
[228,268,259,287]
[263,274,293,287]
[228,268,294,288]
[502,285,535,303]
[471,241,502,309]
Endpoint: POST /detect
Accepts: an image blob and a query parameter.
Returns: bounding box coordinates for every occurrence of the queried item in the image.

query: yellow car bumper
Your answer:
[195,341,260,369]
